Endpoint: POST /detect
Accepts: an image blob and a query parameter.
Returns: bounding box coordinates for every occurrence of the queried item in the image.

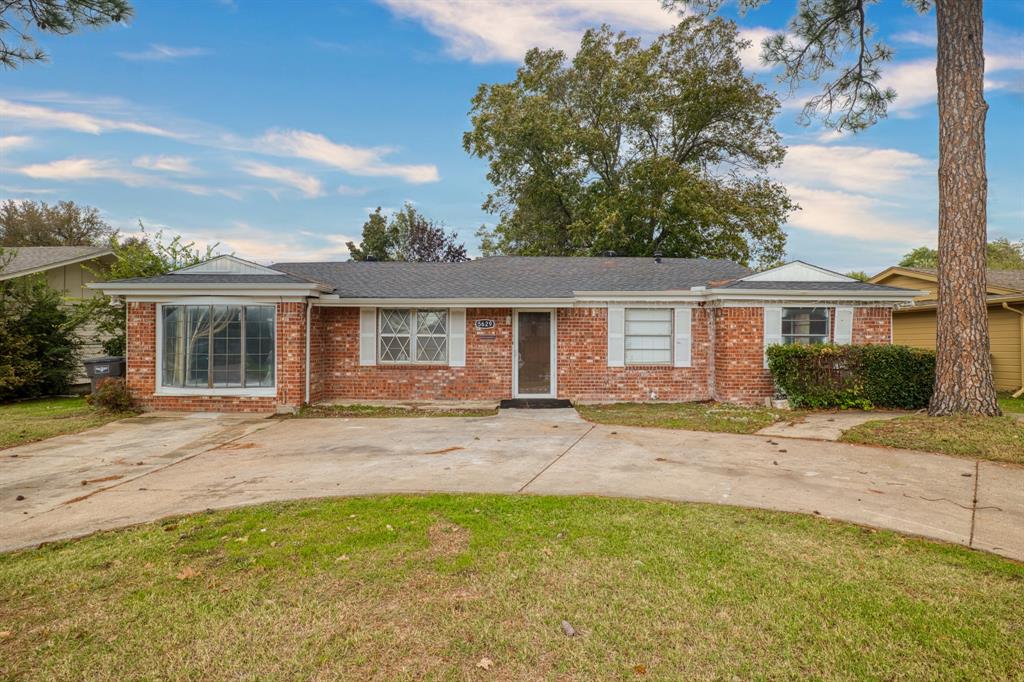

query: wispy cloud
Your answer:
[259,129,440,183]
[0,135,32,152]
[117,44,213,61]
[132,155,198,174]
[0,98,181,138]
[781,144,931,195]
[237,160,324,198]
[16,157,238,198]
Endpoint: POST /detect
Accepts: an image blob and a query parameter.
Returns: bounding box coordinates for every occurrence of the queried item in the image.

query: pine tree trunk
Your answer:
[929,0,1000,416]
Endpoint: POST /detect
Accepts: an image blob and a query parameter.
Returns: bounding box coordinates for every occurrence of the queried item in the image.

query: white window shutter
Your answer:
[834,307,854,344]
[673,307,692,367]
[449,308,466,367]
[607,306,625,367]
[359,307,376,366]
[763,306,783,368]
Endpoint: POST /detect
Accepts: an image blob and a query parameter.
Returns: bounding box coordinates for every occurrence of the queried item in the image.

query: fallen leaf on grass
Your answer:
[0,631,11,638]
[476,657,493,671]
[176,566,198,580]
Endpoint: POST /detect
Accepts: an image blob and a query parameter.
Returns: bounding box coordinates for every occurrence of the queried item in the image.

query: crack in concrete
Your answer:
[518,425,595,493]
[969,460,980,548]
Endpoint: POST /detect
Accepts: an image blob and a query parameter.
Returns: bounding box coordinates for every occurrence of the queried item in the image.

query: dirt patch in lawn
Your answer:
[426,519,470,559]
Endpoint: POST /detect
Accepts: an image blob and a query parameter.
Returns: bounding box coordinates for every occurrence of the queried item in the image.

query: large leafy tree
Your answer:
[0,200,115,246]
[900,238,1024,270]
[347,205,469,263]
[672,0,998,416]
[463,18,793,267]
[0,0,131,69]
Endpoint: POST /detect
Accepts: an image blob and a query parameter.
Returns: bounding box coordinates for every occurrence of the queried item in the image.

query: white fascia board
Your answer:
[314,297,575,308]
[706,288,920,304]
[87,282,329,297]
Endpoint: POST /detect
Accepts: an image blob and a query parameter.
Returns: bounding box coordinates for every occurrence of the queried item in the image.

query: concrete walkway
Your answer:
[2,409,1021,561]
[756,410,906,441]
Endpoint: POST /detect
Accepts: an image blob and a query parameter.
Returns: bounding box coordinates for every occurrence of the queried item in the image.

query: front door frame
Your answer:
[512,309,557,398]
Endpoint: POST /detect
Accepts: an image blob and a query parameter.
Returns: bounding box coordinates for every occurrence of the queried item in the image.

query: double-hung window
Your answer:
[782,307,830,345]
[624,308,672,365]
[160,304,275,390]
[378,309,448,363]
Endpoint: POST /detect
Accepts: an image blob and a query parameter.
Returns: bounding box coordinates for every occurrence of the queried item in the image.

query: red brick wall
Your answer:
[555,307,712,402]
[125,301,306,413]
[712,307,775,404]
[852,306,892,344]
[312,307,513,401]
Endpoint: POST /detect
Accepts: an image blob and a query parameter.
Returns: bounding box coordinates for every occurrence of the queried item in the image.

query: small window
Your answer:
[782,307,830,345]
[378,309,448,364]
[625,308,672,365]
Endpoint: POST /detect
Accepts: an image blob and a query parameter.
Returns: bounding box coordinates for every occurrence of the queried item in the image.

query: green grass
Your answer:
[297,403,498,419]
[0,397,130,450]
[1,495,1021,679]
[577,401,803,434]
[841,415,1024,464]
[998,392,1024,414]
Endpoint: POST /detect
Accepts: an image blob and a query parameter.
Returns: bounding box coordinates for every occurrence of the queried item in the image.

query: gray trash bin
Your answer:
[83,356,126,393]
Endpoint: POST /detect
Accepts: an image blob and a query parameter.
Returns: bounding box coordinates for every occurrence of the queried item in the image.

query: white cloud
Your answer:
[167,222,356,263]
[117,44,212,61]
[892,30,935,47]
[781,144,931,195]
[132,155,198,174]
[0,135,32,152]
[237,161,324,198]
[0,98,180,138]
[16,157,238,198]
[259,129,440,183]
[337,185,370,197]
[380,0,678,62]
[785,184,934,243]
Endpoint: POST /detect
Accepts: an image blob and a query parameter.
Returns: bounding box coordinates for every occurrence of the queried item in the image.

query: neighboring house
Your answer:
[870,266,1024,396]
[0,246,116,386]
[91,255,916,413]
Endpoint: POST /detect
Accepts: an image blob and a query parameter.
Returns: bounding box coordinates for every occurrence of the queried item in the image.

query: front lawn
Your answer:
[577,401,801,434]
[0,397,129,450]
[998,392,1024,414]
[1,495,1020,679]
[297,403,497,418]
[841,415,1024,464]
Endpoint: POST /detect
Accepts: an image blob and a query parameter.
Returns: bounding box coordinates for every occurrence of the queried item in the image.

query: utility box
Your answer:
[83,356,126,393]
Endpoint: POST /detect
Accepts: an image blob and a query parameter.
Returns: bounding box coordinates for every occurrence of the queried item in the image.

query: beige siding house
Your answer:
[0,246,117,386]
[870,266,1024,396]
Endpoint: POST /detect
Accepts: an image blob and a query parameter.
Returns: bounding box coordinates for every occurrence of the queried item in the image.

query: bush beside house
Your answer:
[767,344,935,409]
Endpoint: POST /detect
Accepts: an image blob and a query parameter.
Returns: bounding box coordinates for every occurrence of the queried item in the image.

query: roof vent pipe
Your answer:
[654,251,663,263]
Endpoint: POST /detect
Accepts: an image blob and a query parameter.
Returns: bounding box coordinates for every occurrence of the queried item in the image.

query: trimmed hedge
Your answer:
[766,344,935,410]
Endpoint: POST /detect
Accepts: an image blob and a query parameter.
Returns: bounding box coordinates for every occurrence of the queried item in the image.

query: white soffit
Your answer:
[740,261,855,283]
[173,254,282,276]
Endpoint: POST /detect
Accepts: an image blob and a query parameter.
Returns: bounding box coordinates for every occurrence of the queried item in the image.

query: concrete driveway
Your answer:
[2,409,1021,561]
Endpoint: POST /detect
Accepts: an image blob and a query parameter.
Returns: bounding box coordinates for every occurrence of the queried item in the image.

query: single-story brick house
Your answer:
[91,255,918,412]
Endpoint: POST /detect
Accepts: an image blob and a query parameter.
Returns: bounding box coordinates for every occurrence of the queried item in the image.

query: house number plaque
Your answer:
[474,319,496,329]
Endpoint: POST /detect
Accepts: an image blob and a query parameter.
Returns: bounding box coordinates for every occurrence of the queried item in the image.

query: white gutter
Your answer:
[314,296,575,307]
[304,298,312,405]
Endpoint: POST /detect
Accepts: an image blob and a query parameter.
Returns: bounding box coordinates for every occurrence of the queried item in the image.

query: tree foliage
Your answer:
[89,226,216,356]
[346,205,469,263]
[0,249,82,400]
[0,0,131,69]
[0,200,115,246]
[899,239,1024,271]
[464,18,793,267]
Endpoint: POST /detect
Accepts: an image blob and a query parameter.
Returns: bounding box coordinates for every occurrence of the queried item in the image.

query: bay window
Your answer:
[378,308,448,363]
[161,304,275,390]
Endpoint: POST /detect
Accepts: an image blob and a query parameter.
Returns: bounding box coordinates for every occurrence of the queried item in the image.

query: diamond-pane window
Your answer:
[378,308,447,364]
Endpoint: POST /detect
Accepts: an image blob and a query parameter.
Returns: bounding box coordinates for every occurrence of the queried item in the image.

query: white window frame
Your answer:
[377,308,449,365]
[154,301,277,397]
[781,306,831,346]
[624,307,674,366]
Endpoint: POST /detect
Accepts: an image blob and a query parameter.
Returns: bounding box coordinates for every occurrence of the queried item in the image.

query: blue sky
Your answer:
[1,0,1021,274]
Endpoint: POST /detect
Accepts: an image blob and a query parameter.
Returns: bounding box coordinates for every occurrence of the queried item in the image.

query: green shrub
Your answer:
[0,273,82,401]
[767,344,935,410]
[86,378,134,412]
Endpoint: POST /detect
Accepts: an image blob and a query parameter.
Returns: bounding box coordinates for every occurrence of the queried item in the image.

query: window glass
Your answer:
[379,308,448,363]
[161,305,274,389]
[624,308,672,365]
[782,307,830,345]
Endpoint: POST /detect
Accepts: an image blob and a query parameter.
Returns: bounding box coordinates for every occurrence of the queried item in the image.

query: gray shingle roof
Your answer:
[898,267,1024,293]
[0,246,112,279]
[271,256,752,298]
[721,280,914,292]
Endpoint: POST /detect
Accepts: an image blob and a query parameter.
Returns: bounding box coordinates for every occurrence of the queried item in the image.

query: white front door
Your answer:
[513,310,556,398]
